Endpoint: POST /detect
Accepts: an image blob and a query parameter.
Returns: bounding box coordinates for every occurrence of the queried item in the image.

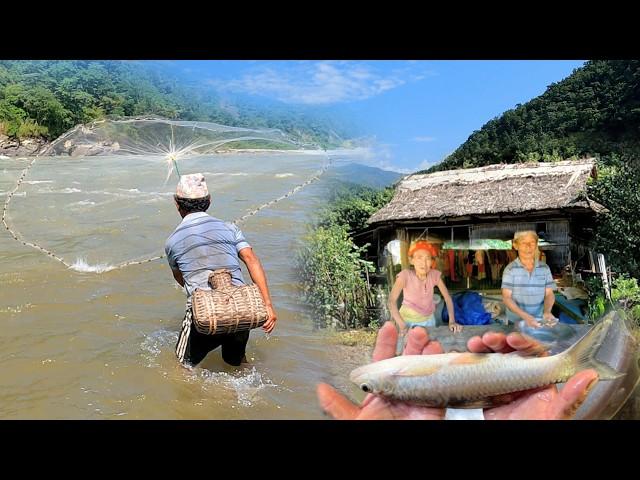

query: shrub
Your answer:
[296,224,376,329]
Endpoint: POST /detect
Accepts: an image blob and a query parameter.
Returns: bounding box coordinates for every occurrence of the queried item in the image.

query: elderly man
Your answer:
[165,173,277,367]
[501,230,557,328]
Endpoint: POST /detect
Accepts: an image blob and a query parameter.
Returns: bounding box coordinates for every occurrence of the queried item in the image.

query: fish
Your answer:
[350,311,624,408]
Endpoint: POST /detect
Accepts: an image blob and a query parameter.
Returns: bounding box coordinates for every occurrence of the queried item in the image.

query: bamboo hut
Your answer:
[362,159,608,324]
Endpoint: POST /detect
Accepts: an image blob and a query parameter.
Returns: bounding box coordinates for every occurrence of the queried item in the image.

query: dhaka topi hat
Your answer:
[176,173,209,199]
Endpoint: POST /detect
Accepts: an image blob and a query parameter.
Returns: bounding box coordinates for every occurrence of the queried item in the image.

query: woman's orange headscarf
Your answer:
[407,240,438,258]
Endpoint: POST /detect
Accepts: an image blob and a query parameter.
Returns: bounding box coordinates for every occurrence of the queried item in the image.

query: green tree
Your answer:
[296,224,376,329]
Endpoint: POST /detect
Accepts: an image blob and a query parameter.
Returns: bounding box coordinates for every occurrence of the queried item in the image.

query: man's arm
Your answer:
[502,288,539,327]
[542,266,557,323]
[238,247,277,333]
[171,267,185,287]
[542,287,556,323]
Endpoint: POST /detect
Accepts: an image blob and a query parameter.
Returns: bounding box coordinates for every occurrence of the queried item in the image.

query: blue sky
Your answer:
[158,60,586,173]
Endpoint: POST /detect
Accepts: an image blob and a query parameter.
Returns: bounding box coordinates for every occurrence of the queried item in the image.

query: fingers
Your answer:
[372,322,399,362]
[398,327,442,355]
[467,332,510,353]
[262,310,277,333]
[467,335,492,353]
[403,327,430,355]
[422,340,443,355]
[506,332,549,357]
[316,383,360,420]
[481,331,511,353]
[556,369,599,419]
[263,318,276,333]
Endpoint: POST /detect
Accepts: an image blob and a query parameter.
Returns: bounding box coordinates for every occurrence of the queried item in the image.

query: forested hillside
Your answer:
[425,60,640,171]
[0,60,348,148]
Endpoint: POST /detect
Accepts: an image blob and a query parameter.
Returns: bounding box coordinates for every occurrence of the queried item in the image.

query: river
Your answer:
[0,151,364,419]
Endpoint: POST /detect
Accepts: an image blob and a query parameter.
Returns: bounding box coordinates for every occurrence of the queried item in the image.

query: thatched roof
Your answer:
[368,159,607,225]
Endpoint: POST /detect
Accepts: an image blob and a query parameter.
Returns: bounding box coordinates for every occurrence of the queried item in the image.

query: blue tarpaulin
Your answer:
[442,291,492,325]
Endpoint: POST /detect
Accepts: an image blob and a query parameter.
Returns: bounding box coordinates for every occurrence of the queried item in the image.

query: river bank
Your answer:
[0,135,49,157]
[0,135,331,158]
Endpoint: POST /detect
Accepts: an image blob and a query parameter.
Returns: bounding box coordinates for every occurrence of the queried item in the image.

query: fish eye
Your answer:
[361,383,371,393]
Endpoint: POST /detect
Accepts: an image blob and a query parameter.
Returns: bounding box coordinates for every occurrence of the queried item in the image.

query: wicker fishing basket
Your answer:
[192,269,268,335]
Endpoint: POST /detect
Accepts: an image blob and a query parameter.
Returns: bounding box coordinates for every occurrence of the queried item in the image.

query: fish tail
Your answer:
[564,312,624,380]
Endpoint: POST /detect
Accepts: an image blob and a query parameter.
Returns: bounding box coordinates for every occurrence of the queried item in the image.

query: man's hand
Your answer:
[263,304,277,334]
[317,322,446,420]
[523,314,542,328]
[542,312,559,326]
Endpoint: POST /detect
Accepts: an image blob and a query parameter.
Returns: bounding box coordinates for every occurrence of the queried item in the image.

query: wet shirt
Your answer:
[397,268,441,316]
[165,212,250,304]
[501,257,556,322]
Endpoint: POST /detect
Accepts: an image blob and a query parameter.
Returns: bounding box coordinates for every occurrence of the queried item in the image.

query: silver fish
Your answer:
[350,311,624,408]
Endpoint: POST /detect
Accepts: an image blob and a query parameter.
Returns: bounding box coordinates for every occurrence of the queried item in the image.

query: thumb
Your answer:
[317,383,361,420]
[556,369,599,419]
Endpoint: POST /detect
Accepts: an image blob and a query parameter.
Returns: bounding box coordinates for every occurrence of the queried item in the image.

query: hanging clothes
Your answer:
[457,250,466,280]
[448,249,458,281]
[475,250,486,280]
[466,251,474,277]
[492,251,499,282]
[486,250,497,282]
[442,250,450,278]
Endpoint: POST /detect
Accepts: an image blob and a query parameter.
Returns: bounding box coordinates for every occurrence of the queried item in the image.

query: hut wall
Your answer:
[471,220,570,272]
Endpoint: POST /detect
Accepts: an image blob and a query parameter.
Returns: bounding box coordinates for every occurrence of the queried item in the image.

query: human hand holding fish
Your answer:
[542,313,559,326]
[317,318,619,420]
[317,322,446,420]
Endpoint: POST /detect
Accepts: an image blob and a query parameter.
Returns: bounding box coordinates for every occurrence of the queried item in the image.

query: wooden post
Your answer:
[398,228,410,270]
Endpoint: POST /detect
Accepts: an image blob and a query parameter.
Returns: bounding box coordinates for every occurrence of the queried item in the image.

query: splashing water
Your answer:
[141,329,178,368]
[69,258,116,274]
[140,329,279,407]
[198,366,278,407]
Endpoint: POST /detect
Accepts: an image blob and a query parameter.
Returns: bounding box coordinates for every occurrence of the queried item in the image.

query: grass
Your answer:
[327,328,378,347]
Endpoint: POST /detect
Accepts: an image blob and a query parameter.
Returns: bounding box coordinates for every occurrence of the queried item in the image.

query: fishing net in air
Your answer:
[2,117,333,273]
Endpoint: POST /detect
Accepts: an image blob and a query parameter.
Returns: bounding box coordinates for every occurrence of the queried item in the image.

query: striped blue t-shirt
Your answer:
[501,257,556,323]
[165,212,250,303]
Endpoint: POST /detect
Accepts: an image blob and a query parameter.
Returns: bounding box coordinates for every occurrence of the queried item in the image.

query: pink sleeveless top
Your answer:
[397,269,441,316]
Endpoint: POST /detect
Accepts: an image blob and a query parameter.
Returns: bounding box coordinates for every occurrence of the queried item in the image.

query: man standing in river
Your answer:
[165,173,277,367]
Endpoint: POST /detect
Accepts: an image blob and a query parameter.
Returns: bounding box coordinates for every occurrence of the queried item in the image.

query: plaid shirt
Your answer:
[501,257,556,322]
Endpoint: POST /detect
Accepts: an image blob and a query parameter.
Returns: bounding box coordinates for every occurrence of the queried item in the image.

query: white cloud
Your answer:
[413,136,436,142]
[205,61,423,105]
[326,141,410,173]
[417,159,438,171]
